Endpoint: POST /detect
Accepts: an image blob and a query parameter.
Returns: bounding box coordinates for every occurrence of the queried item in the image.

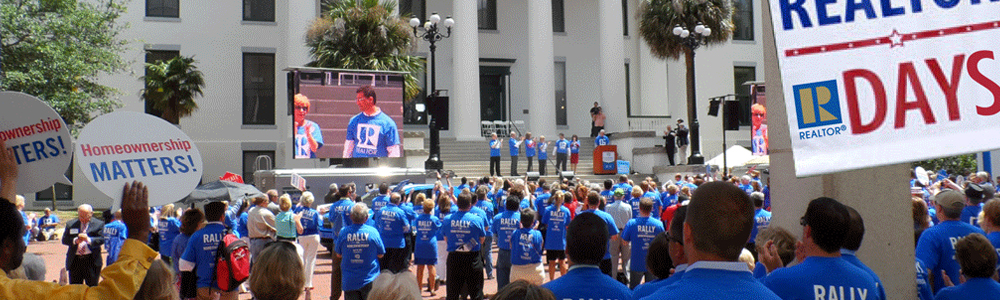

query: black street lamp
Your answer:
[410,12,453,171]
[673,23,712,165]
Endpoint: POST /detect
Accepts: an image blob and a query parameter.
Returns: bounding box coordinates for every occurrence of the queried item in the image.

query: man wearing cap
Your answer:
[604,188,631,280]
[916,190,985,293]
[961,183,986,227]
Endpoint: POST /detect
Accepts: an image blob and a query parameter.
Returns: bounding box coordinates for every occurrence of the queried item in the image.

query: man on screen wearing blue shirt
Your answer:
[621,198,664,289]
[641,182,779,300]
[933,233,1000,299]
[761,197,880,300]
[915,190,985,293]
[443,192,488,300]
[375,193,410,273]
[179,202,237,300]
[493,196,521,290]
[344,85,401,158]
[542,213,632,300]
[336,203,385,300]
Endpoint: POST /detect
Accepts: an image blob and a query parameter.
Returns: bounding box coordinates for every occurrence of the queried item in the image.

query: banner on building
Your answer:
[768,1,1000,177]
[0,92,74,193]
[75,111,203,206]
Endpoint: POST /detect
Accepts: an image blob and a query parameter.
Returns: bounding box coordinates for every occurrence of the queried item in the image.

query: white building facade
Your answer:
[29,0,765,208]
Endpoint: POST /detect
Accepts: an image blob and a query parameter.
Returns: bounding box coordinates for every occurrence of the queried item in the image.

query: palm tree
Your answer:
[141,55,205,124]
[639,0,733,163]
[306,0,425,102]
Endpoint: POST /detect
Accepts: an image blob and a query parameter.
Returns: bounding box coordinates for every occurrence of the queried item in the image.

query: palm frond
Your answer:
[638,0,735,60]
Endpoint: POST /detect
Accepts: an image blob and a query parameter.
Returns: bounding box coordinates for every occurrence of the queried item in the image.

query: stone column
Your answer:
[597,0,627,133]
[451,0,481,141]
[527,0,556,136]
[639,40,668,116]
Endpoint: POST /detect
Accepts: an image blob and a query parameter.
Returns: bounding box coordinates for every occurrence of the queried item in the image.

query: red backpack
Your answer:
[212,231,250,292]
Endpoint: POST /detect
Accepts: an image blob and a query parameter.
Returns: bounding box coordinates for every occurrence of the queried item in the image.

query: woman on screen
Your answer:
[294,94,324,158]
[344,85,401,158]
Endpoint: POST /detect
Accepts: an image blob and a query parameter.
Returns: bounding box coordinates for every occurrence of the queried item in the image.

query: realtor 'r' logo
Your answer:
[794,80,843,129]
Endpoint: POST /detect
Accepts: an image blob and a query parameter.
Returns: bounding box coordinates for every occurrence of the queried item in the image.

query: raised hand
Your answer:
[121,181,151,242]
[0,139,18,202]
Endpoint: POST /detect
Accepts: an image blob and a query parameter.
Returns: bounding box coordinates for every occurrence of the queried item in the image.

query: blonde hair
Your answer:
[632,186,643,198]
[133,259,179,300]
[294,93,311,110]
[739,248,755,272]
[368,270,422,300]
[14,195,24,208]
[160,204,176,218]
[250,242,304,300]
[280,194,292,211]
[300,191,315,207]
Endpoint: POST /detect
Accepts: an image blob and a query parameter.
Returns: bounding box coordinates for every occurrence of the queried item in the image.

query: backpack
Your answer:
[212,230,250,292]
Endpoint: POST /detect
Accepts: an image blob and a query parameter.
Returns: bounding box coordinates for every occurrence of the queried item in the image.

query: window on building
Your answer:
[624,63,632,114]
[400,0,425,22]
[622,0,629,35]
[552,0,565,33]
[478,0,497,30]
[734,66,756,126]
[146,0,179,18]
[732,0,753,40]
[243,53,276,125]
[145,50,180,118]
[244,0,275,22]
[243,151,275,185]
[35,162,73,201]
[555,61,567,126]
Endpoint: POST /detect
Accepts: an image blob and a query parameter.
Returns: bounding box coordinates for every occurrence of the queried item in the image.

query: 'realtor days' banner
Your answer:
[769,0,1000,177]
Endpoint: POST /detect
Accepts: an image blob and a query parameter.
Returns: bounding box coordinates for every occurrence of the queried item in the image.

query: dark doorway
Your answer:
[480,66,509,123]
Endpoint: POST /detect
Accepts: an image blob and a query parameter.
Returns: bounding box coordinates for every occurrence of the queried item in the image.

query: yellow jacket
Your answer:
[0,239,157,300]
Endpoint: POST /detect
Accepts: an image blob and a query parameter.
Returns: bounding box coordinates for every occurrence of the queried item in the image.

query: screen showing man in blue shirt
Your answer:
[336,202,385,300]
[344,85,400,158]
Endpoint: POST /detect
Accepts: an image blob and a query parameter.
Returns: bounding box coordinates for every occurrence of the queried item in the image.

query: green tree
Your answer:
[638,0,734,60]
[305,0,424,101]
[141,56,206,124]
[1,0,129,133]
[912,154,979,177]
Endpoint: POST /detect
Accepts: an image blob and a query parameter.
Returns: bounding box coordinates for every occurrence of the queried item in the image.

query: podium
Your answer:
[593,145,618,175]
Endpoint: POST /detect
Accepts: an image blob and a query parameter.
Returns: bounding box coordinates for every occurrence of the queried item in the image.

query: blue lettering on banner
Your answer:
[9,136,68,165]
[89,155,198,182]
[779,0,999,30]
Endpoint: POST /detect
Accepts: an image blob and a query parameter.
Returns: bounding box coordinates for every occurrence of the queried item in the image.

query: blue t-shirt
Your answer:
[375,203,409,248]
[335,224,385,291]
[492,211,521,250]
[739,183,754,194]
[525,139,536,157]
[595,136,610,146]
[38,215,59,229]
[294,119,324,158]
[934,277,1000,300]
[508,138,520,156]
[328,199,356,240]
[371,195,390,212]
[570,140,580,154]
[535,193,551,212]
[628,197,661,220]
[102,220,127,265]
[841,250,887,300]
[960,205,981,227]
[237,212,249,238]
[988,232,1000,269]
[436,210,453,240]
[490,139,501,157]
[299,208,321,236]
[643,261,779,300]
[579,209,620,260]
[915,220,985,293]
[442,211,487,252]
[614,183,634,201]
[620,217,664,273]
[762,256,882,300]
[753,261,767,279]
[346,111,399,158]
[543,265,631,300]
[541,205,571,250]
[751,208,772,243]
[519,198,533,210]
[474,200,495,227]
[170,233,190,273]
[915,258,933,300]
[413,213,441,260]
[601,190,613,203]
[158,217,181,258]
[538,142,549,160]
[510,228,544,265]
[556,139,570,154]
[631,267,685,300]
[180,222,228,288]
[470,206,490,232]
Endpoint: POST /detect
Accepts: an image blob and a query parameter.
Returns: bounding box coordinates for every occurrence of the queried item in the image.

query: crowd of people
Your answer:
[4,126,1000,300]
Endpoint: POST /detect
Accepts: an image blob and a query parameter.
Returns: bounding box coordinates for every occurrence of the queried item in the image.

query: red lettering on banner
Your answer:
[844,69,887,134]
[895,62,936,128]
[925,55,964,121]
[969,50,1000,116]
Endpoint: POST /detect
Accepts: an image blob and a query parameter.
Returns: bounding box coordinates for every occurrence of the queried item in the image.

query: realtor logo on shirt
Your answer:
[357,123,382,150]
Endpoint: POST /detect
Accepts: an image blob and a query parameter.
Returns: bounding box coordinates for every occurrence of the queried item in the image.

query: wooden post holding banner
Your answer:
[593,145,618,175]
[291,173,306,192]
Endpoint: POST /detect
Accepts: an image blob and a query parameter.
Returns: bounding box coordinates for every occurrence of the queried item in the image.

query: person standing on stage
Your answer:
[525,133,536,173]
[569,135,581,174]
[509,132,523,176]
[595,130,610,146]
[555,133,569,173]
[675,120,689,165]
[489,133,502,176]
[537,136,549,176]
[663,126,676,166]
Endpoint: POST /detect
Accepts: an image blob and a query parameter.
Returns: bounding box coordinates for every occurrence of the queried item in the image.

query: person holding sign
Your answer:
[344,86,401,158]
[294,94,324,159]
[0,137,159,300]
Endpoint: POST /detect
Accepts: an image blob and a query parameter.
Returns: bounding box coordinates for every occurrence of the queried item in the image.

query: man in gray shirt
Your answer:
[604,188,632,281]
[247,195,276,265]
[266,189,280,215]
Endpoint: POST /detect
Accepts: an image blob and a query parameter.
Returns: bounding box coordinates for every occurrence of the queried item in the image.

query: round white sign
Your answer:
[75,111,203,207]
[0,92,74,193]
